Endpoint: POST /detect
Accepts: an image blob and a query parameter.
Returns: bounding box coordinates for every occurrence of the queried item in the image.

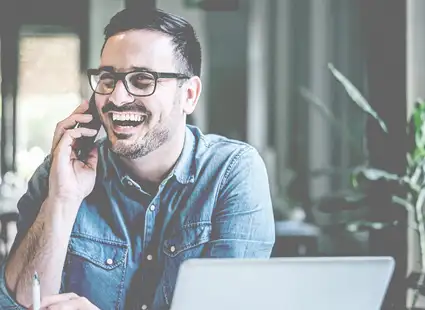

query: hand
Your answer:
[29,293,99,310]
[49,100,99,205]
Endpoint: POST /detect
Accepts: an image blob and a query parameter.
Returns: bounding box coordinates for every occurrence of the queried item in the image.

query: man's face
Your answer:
[97,29,185,159]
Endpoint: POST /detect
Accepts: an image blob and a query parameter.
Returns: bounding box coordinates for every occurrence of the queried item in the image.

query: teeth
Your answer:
[112,113,145,122]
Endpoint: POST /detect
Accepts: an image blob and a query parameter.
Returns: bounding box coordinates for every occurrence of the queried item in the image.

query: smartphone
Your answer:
[73,93,101,161]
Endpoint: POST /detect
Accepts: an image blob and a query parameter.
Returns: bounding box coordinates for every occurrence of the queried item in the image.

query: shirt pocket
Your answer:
[64,234,128,310]
[160,222,211,305]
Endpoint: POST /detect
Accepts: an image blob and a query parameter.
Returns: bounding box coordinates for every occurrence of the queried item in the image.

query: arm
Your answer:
[5,196,80,307]
[0,101,99,308]
[0,156,53,308]
[202,146,275,258]
[0,156,80,308]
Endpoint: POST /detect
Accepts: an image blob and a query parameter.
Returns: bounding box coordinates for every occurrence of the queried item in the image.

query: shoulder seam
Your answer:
[217,145,255,195]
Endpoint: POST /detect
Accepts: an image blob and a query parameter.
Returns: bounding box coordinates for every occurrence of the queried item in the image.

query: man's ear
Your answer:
[182,76,202,115]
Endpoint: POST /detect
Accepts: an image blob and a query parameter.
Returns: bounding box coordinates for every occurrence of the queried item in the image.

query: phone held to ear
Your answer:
[73,94,101,162]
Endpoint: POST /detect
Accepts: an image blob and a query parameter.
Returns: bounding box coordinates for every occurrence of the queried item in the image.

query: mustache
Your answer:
[102,101,149,114]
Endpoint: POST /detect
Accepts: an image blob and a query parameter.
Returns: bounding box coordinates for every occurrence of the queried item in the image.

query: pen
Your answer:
[32,271,40,310]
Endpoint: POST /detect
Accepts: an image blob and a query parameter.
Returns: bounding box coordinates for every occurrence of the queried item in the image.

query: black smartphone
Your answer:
[73,94,101,161]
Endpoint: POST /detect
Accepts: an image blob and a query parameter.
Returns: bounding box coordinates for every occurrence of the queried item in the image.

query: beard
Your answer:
[107,122,170,159]
[104,93,181,159]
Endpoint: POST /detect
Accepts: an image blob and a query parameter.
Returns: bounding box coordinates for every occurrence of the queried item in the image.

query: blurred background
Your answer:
[0,0,423,308]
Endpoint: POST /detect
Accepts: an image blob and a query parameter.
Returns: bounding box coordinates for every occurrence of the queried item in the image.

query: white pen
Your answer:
[32,271,40,310]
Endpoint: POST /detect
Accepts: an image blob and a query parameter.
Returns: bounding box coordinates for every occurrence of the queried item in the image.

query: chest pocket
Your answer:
[64,234,128,310]
[163,222,212,258]
[160,222,211,306]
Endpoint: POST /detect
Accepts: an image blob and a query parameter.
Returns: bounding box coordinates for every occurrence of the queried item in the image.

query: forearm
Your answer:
[4,196,80,307]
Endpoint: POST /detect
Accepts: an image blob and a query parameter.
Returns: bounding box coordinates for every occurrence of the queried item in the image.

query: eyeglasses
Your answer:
[87,68,190,97]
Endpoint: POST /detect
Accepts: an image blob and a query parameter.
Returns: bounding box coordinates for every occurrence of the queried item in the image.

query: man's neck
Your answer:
[118,127,186,192]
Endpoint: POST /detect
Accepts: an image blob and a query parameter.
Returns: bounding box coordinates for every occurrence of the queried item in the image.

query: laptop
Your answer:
[170,256,395,310]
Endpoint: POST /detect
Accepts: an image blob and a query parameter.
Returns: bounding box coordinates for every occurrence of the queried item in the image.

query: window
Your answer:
[16,31,81,180]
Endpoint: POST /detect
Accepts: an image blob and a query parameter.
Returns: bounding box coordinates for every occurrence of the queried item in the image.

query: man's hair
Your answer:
[102,7,202,77]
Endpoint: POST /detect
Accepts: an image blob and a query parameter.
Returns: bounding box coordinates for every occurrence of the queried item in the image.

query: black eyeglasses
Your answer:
[87,68,190,97]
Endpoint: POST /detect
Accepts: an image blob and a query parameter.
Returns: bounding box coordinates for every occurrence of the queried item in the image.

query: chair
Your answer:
[0,212,19,261]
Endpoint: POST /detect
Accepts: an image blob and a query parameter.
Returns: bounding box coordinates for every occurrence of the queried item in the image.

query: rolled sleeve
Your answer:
[0,156,51,308]
[0,263,26,309]
[202,146,275,258]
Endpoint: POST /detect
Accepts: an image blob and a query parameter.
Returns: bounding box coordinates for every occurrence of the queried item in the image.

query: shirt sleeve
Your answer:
[202,146,275,258]
[0,155,51,308]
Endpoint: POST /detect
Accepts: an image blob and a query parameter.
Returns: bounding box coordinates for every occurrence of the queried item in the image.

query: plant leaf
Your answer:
[299,87,336,122]
[353,167,399,181]
[346,220,397,232]
[299,86,364,159]
[392,195,414,213]
[328,63,388,133]
[416,188,425,219]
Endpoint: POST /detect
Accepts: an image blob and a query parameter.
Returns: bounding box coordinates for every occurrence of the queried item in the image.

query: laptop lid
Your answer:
[170,256,395,310]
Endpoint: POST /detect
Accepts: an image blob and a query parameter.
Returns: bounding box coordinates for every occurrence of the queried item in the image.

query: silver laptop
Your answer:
[170,256,395,310]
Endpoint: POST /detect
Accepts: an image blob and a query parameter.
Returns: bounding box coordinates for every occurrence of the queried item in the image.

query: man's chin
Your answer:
[108,140,139,158]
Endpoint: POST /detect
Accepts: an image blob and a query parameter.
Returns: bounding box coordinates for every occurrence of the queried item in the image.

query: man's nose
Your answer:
[109,80,133,106]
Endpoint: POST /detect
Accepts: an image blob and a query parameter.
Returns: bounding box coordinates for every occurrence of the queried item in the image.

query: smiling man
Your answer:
[0,7,275,310]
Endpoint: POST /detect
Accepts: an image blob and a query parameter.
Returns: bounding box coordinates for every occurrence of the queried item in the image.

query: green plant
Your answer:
[319,63,425,309]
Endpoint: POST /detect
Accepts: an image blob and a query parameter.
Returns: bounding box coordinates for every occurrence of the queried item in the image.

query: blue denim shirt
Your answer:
[0,125,275,310]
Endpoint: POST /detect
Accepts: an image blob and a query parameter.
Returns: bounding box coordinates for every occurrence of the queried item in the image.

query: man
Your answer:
[0,7,275,310]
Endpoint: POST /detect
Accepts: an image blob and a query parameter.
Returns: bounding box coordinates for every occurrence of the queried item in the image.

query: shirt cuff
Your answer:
[0,262,27,309]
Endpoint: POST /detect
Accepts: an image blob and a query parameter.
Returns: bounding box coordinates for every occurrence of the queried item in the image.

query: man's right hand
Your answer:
[48,100,99,206]
[3,100,100,308]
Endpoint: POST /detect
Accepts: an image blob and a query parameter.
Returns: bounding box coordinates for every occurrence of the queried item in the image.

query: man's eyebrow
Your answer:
[97,66,154,72]
[130,66,153,71]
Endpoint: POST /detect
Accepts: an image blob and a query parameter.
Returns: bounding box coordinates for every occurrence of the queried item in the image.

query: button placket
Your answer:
[143,202,158,249]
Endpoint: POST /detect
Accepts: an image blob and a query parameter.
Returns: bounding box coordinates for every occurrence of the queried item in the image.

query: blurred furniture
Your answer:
[272,220,320,257]
[0,212,18,262]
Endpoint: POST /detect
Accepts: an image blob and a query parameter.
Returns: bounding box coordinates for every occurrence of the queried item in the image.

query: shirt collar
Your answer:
[173,126,196,184]
[101,125,197,185]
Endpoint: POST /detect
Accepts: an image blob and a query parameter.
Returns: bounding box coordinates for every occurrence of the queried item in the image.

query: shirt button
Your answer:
[147,254,153,261]
[106,258,113,265]
[141,305,148,310]
[149,205,156,211]
[170,246,176,253]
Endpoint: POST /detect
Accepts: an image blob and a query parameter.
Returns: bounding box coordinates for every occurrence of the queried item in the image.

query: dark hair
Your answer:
[102,7,202,77]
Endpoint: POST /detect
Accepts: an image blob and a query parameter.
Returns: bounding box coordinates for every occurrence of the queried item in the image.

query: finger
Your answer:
[52,114,94,153]
[36,293,79,308]
[52,124,97,156]
[72,99,89,114]
[51,98,90,153]
[53,128,98,162]
[62,114,93,129]
[41,296,97,310]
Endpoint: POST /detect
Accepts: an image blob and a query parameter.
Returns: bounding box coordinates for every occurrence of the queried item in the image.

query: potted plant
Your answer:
[304,63,425,309]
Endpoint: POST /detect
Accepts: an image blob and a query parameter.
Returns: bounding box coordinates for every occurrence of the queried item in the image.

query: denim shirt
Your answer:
[0,125,275,310]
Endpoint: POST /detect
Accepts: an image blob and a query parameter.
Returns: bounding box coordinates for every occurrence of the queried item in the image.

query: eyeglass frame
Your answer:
[86,67,190,97]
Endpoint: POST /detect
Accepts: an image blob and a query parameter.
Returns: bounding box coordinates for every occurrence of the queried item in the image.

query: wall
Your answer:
[157,0,209,132]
